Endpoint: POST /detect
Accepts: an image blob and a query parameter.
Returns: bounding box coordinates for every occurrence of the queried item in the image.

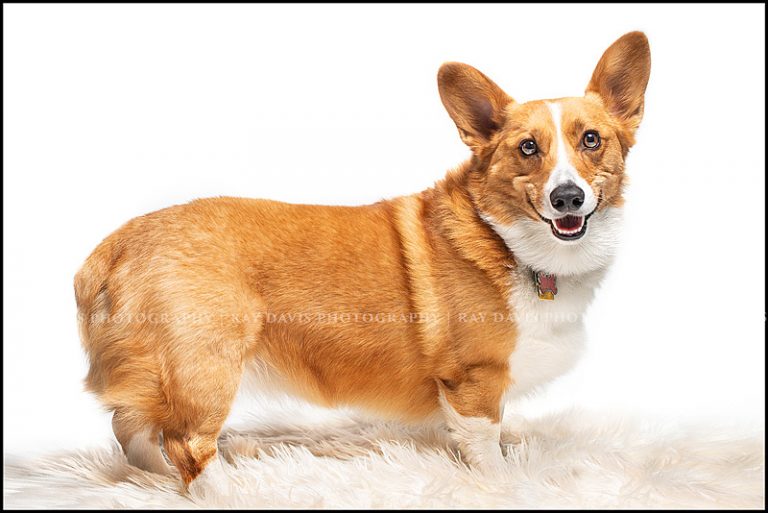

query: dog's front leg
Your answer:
[437,365,508,473]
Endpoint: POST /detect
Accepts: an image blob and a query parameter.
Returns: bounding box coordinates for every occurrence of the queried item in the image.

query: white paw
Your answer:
[187,457,238,500]
[460,441,508,475]
[125,431,175,476]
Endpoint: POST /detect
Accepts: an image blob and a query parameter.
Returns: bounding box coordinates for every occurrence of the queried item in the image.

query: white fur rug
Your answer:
[4,405,764,509]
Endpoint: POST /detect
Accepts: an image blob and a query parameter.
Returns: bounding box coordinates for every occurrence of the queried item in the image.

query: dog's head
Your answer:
[438,32,650,276]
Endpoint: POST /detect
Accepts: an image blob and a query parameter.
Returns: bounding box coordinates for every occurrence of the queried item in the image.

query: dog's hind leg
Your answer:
[158,338,249,496]
[163,429,233,497]
[112,409,174,475]
[161,387,241,497]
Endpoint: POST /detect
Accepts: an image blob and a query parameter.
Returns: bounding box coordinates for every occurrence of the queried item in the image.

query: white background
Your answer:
[4,4,765,457]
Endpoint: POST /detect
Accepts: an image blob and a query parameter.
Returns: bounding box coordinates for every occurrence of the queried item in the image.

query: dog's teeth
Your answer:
[553,216,584,236]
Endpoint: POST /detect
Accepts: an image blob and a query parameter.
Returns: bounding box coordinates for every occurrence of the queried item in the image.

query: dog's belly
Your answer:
[237,358,297,401]
[505,269,603,398]
[236,350,441,420]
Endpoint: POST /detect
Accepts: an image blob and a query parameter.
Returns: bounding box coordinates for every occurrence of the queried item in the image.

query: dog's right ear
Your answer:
[437,63,513,153]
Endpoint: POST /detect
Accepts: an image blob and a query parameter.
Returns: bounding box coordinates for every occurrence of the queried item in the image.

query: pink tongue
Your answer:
[556,215,582,230]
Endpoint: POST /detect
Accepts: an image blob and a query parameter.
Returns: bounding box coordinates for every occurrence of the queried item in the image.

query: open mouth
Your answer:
[550,215,587,241]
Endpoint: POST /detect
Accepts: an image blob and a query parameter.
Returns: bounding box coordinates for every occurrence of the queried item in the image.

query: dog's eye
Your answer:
[583,131,601,149]
[520,139,538,156]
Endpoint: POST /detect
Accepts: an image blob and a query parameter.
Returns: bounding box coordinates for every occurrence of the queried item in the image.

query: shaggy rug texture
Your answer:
[4,403,764,509]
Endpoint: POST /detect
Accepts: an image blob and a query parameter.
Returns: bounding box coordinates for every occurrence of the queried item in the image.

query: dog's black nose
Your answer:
[550,182,585,212]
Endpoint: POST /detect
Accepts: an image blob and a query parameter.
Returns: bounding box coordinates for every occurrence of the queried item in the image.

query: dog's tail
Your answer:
[74,235,118,346]
[73,228,132,400]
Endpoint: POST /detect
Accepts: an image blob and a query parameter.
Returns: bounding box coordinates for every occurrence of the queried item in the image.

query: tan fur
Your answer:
[75,32,650,485]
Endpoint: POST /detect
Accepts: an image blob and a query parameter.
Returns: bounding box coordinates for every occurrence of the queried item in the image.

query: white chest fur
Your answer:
[505,267,606,398]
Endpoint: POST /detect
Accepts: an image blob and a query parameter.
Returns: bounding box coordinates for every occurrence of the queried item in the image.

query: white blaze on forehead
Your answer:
[548,102,571,172]
[543,102,597,217]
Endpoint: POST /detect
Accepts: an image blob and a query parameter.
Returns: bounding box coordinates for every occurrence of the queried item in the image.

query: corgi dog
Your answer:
[75,31,650,491]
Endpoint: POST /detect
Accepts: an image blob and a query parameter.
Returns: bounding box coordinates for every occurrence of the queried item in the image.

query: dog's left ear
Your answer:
[586,31,651,134]
[438,62,513,153]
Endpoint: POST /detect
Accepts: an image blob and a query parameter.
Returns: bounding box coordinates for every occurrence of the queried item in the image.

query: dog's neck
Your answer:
[420,161,516,297]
